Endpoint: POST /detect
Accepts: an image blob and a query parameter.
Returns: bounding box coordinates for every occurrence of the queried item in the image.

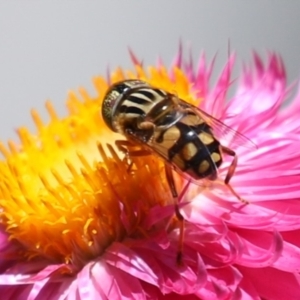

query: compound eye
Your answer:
[102,89,120,131]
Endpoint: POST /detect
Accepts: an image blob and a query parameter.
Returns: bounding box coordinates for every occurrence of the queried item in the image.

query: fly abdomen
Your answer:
[161,121,221,180]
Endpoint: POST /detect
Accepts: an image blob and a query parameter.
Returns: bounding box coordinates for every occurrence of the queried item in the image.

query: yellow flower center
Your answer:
[0,65,197,266]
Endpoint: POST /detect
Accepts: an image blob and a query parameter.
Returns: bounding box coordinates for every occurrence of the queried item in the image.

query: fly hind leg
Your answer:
[221,145,248,204]
[164,163,185,265]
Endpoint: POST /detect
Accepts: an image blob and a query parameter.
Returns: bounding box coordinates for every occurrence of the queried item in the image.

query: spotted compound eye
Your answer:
[101,87,121,131]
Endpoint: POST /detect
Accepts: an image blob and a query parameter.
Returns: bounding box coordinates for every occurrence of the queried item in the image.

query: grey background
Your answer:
[0,1,300,142]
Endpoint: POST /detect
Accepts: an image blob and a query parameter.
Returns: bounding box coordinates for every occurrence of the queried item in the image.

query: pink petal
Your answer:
[239,266,300,300]
[91,261,146,299]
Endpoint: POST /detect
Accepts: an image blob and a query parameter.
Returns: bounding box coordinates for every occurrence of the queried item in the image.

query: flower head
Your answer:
[0,48,300,299]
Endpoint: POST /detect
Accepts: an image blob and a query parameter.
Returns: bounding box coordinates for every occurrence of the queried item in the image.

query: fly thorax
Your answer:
[146,97,184,126]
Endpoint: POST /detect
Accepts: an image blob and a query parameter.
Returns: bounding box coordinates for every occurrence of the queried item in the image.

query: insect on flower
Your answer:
[101,79,255,262]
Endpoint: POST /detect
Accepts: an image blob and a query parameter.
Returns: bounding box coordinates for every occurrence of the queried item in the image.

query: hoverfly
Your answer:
[102,79,254,263]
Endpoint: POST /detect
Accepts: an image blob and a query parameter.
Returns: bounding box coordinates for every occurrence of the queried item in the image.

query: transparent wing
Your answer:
[178,99,257,150]
[124,118,218,186]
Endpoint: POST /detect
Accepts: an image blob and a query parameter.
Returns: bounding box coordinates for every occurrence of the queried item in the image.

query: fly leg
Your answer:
[115,140,152,157]
[164,163,185,265]
[221,145,248,204]
[115,140,152,172]
[116,120,155,161]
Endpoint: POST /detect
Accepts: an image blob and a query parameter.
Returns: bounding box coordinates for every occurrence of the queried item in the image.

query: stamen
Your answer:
[0,70,190,267]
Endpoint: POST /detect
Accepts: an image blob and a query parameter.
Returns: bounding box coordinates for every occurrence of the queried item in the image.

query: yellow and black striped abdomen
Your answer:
[156,115,222,180]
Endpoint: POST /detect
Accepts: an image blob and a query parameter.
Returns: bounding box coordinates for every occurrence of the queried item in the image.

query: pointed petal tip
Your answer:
[128,47,142,67]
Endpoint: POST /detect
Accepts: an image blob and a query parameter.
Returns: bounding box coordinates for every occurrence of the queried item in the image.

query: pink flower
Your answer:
[180,51,300,299]
[0,48,300,299]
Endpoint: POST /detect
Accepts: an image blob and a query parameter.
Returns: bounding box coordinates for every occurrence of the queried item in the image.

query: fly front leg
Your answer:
[115,140,152,157]
[164,163,185,265]
[221,145,248,204]
[115,140,152,172]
